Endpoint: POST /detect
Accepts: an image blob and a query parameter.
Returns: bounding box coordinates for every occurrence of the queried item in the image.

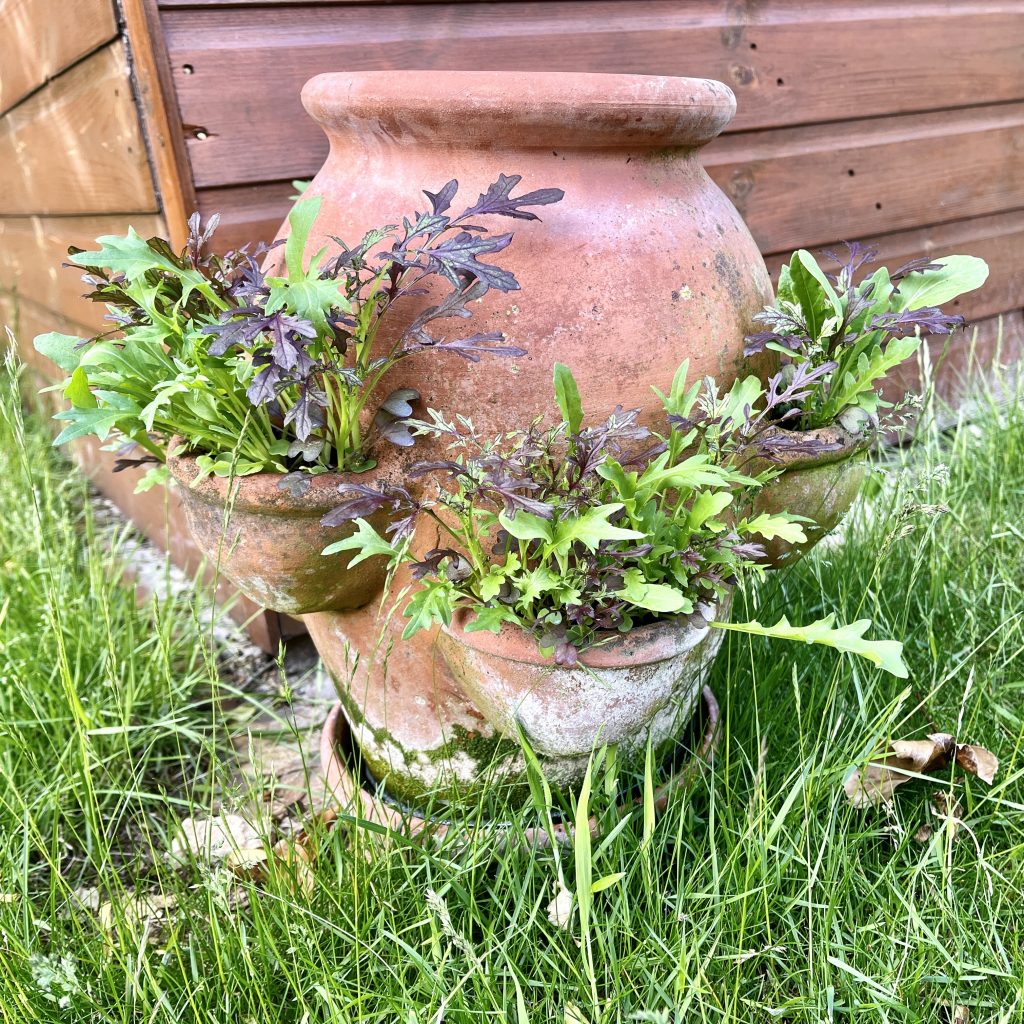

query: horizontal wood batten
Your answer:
[0,0,118,115]
[0,43,158,216]
[0,214,165,332]
[161,1,1024,188]
[704,102,1024,254]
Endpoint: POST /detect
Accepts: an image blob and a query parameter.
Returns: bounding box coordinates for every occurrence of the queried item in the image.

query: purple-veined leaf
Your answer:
[459,173,565,222]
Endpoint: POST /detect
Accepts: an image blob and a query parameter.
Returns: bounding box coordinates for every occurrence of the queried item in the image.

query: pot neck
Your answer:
[302,71,736,153]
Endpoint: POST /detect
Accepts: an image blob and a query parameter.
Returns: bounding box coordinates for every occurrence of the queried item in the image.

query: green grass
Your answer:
[1,356,1023,1023]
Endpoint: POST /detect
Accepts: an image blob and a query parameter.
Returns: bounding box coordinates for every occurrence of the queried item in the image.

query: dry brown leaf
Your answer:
[939,1001,971,1024]
[547,884,574,930]
[845,732,998,808]
[169,814,263,864]
[225,846,270,880]
[97,892,177,940]
[271,838,315,898]
[955,744,998,784]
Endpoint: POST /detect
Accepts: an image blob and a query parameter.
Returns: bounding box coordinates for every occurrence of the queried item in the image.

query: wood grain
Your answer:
[704,103,1024,255]
[0,0,118,115]
[121,0,197,248]
[0,214,165,332]
[161,1,1024,188]
[0,42,157,216]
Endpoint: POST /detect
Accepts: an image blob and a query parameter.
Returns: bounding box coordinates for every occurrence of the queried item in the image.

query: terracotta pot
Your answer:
[748,422,874,567]
[166,446,398,615]
[296,70,770,803]
[435,595,732,789]
[318,686,721,846]
[287,70,772,438]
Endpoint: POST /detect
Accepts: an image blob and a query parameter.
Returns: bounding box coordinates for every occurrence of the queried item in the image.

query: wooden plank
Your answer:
[0,0,117,115]
[0,214,165,333]
[763,210,1024,326]
[121,0,198,248]
[161,1,1024,189]
[0,42,157,216]
[704,102,1024,255]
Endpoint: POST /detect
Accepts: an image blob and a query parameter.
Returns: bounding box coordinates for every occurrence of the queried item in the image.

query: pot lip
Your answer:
[757,420,876,473]
[165,439,391,517]
[301,71,736,150]
[442,591,731,669]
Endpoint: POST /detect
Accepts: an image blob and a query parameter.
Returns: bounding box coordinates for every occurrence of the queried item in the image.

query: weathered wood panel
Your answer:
[0,42,157,216]
[704,103,1024,255]
[0,0,118,114]
[0,214,165,333]
[122,0,198,247]
[161,1,1024,189]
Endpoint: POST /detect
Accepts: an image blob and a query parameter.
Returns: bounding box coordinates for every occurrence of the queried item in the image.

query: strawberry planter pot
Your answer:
[166,446,402,615]
[748,422,874,567]
[437,598,733,789]
[286,69,772,807]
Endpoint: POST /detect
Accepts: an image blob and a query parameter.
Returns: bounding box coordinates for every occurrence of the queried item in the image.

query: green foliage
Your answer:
[328,360,816,661]
[749,247,989,431]
[711,613,907,677]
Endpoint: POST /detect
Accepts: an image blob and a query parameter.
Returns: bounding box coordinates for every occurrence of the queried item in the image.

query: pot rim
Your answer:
[165,439,392,517]
[301,71,736,150]
[443,592,731,669]
[755,421,875,474]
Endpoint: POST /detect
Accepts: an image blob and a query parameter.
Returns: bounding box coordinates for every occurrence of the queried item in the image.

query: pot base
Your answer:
[318,686,720,846]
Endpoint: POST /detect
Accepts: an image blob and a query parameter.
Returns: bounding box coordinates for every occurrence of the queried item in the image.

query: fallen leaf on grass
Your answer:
[97,892,176,941]
[845,733,999,808]
[169,814,263,864]
[547,884,574,929]
[938,1002,970,1024]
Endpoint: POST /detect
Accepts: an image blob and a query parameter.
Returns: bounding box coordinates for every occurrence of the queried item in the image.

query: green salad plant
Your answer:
[322,362,906,677]
[33,174,563,488]
[744,244,989,433]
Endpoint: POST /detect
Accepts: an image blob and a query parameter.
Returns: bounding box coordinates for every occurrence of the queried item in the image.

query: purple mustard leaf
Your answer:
[246,361,284,406]
[283,383,326,441]
[419,231,518,292]
[868,307,965,337]
[432,332,527,362]
[278,472,312,498]
[890,255,946,282]
[403,279,488,344]
[320,483,400,527]
[821,241,879,289]
[458,173,565,222]
[423,179,459,216]
[409,547,466,581]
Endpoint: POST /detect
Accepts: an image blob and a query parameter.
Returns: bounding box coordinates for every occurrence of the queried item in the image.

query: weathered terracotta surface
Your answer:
[437,598,731,787]
[749,422,874,567]
[288,70,772,437]
[318,687,721,845]
[307,590,730,802]
[296,71,771,802]
[166,446,399,615]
